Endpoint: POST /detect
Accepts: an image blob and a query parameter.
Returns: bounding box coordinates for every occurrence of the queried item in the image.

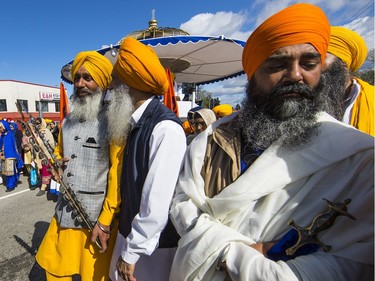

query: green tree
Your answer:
[199,89,213,108]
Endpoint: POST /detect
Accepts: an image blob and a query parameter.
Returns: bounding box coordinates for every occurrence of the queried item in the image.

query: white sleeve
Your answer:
[225,242,371,281]
[121,120,186,264]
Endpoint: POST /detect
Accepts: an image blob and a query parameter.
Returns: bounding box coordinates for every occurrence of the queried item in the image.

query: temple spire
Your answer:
[149,9,158,30]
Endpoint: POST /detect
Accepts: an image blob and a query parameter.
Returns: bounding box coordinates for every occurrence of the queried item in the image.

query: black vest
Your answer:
[118,96,181,248]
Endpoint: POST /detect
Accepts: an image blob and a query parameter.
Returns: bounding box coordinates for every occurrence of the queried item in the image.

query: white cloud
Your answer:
[180,11,248,39]
[203,75,247,107]
[180,11,250,106]
[345,16,375,50]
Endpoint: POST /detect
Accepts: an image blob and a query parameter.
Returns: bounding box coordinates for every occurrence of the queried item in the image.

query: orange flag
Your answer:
[59,82,70,126]
[164,68,179,116]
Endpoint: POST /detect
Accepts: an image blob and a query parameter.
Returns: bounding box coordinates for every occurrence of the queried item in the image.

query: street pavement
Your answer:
[0,174,81,281]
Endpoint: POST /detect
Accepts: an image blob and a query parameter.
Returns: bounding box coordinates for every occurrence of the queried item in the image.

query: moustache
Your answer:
[75,87,94,96]
[267,83,315,100]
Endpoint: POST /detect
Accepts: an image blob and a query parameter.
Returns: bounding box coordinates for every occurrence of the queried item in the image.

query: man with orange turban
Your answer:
[324,26,374,136]
[108,37,186,281]
[36,51,122,281]
[170,3,374,281]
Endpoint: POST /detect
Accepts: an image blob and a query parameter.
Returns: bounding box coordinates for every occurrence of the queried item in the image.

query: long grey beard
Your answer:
[70,89,104,122]
[321,58,348,120]
[238,77,329,151]
[106,84,134,146]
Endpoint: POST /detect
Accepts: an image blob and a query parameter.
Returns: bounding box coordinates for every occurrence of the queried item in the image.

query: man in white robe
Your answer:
[170,3,374,281]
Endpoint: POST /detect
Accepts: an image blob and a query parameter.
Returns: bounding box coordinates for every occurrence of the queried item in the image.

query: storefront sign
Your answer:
[39,91,60,101]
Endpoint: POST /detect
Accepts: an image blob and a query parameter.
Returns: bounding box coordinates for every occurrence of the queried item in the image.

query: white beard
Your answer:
[70,89,104,121]
[106,84,134,146]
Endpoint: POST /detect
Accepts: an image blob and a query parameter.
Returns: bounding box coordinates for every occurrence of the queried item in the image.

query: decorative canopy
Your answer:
[61,10,245,85]
[61,35,245,85]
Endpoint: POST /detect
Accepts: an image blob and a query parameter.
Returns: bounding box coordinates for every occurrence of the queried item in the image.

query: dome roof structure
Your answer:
[118,9,189,43]
[60,10,245,86]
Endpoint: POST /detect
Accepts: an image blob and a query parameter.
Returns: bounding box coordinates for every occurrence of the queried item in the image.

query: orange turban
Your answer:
[71,51,113,90]
[242,3,330,80]
[114,37,168,95]
[328,26,368,72]
[182,120,194,135]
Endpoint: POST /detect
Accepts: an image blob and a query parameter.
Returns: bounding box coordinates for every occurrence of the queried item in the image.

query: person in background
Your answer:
[212,103,233,119]
[182,120,194,136]
[170,3,374,280]
[0,120,24,192]
[186,108,217,145]
[108,37,186,281]
[10,122,23,162]
[34,118,56,197]
[48,121,60,144]
[324,26,374,136]
[36,51,120,281]
[10,121,24,183]
[186,106,202,127]
[20,123,33,177]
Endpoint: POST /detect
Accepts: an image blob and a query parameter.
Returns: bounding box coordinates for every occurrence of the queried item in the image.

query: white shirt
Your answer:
[342,78,360,124]
[119,97,186,264]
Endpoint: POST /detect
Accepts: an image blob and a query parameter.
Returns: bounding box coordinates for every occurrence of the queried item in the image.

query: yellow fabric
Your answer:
[242,3,330,80]
[71,51,113,90]
[53,129,63,160]
[327,26,368,72]
[212,104,233,118]
[37,143,123,279]
[99,143,124,225]
[114,37,168,95]
[36,217,118,281]
[350,78,374,136]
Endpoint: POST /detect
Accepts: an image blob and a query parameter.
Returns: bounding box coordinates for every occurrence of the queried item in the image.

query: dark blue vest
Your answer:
[118,96,181,248]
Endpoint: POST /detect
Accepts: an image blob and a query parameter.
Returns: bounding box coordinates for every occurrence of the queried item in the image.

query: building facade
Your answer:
[0,80,65,122]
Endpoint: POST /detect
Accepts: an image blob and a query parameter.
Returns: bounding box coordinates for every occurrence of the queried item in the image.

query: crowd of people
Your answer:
[0,117,59,194]
[31,3,375,281]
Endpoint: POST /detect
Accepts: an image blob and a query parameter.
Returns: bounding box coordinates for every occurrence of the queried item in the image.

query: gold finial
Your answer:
[149,9,158,30]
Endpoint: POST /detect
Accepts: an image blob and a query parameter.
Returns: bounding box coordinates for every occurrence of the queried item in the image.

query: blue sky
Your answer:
[0,0,373,106]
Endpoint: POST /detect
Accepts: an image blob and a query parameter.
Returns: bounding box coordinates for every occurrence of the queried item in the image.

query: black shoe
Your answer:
[30,186,37,190]
[5,188,14,192]
[36,190,46,196]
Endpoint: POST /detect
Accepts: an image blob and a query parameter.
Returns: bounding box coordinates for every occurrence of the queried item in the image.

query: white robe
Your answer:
[170,112,374,281]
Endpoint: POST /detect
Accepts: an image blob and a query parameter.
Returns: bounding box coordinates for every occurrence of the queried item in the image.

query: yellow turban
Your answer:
[242,3,330,80]
[212,104,233,118]
[114,37,168,95]
[328,26,368,72]
[71,51,113,90]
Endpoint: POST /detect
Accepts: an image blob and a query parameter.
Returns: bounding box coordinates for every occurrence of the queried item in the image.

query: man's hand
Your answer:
[50,168,61,182]
[117,257,136,281]
[91,222,111,253]
[250,242,275,257]
[217,242,276,272]
[52,157,70,179]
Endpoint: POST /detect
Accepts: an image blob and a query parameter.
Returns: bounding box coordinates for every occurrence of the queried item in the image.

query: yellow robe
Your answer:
[36,140,124,281]
[350,78,374,136]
